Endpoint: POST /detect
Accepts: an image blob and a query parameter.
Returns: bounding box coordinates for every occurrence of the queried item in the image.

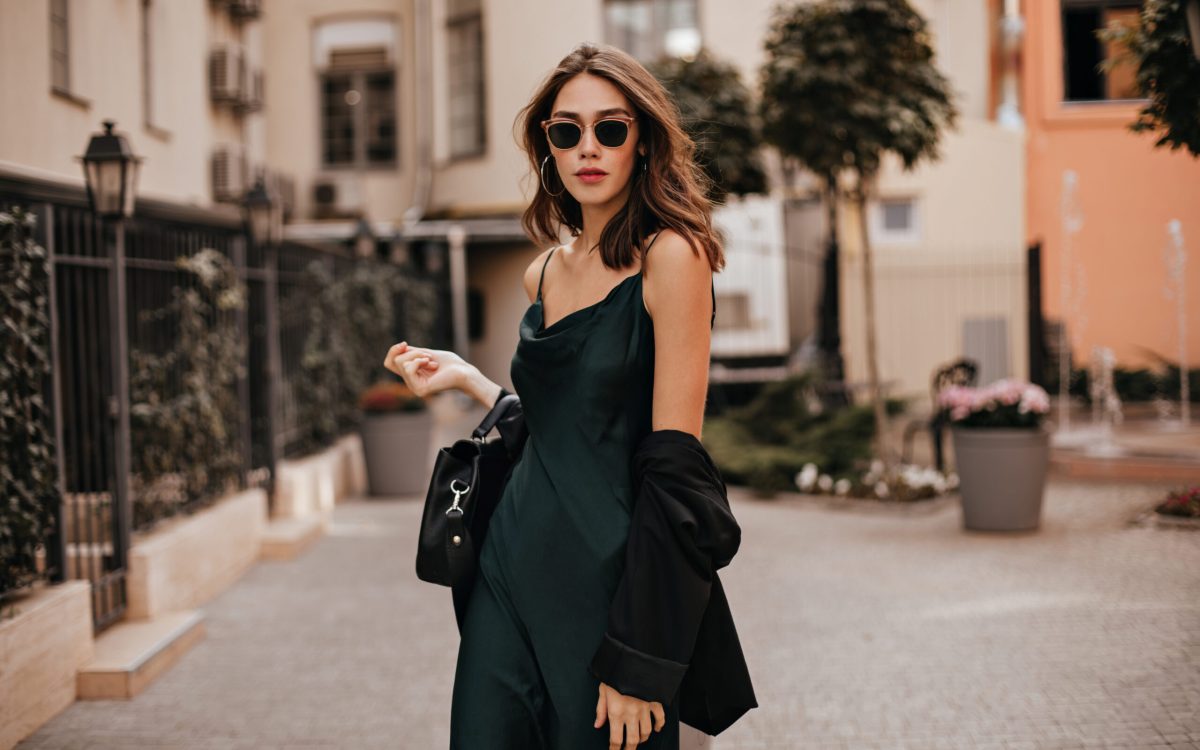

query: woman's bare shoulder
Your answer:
[641,229,711,318]
[523,246,559,304]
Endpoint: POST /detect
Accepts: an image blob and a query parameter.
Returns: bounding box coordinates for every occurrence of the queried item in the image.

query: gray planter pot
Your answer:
[360,409,434,497]
[950,425,1050,531]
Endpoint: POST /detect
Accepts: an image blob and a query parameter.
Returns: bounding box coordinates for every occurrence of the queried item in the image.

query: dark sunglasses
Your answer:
[540,115,636,150]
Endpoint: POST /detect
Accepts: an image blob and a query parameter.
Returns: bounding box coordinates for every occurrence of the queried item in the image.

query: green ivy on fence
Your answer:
[286,255,440,456]
[0,207,59,599]
[128,248,247,530]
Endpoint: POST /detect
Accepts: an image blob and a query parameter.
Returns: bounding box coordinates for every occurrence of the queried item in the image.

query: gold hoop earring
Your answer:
[540,154,565,197]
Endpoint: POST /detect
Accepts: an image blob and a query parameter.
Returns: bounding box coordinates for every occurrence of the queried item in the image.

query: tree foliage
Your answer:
[648,48,769,202]
[1099,0,1200,157]
[758,0,958,184]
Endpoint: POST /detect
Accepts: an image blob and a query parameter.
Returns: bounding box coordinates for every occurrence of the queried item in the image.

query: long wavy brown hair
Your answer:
[514,43,725,273]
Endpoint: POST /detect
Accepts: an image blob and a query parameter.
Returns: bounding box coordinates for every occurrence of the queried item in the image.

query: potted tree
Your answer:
[359,379,433,497]
[937,379,1052,531]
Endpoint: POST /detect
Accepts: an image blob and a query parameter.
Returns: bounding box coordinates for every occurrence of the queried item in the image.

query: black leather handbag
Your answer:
[415,392,523,588]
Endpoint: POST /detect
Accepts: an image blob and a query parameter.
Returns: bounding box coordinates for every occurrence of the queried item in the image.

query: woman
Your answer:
[385,42,723,749]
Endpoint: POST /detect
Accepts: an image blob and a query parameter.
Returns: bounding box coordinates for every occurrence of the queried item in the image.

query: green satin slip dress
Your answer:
[449,231,714,750]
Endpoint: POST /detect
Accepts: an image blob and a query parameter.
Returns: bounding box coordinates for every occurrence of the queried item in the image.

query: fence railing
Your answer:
[1,186,436,632]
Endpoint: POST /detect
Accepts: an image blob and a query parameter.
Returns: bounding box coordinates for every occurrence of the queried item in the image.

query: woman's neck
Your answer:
[574,182,633,258]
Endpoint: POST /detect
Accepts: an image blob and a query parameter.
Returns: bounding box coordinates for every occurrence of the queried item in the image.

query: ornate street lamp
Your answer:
[243,177,281,246]
[77,120,142,219]
[353,216,375,258]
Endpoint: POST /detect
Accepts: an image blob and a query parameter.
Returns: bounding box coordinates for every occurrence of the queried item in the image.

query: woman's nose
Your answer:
[577,125,600,155]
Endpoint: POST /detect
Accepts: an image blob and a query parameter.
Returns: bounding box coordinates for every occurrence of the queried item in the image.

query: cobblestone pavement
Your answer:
[19,479,1200,749]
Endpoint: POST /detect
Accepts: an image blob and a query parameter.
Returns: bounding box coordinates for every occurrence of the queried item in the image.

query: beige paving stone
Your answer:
[16,477,1200,749]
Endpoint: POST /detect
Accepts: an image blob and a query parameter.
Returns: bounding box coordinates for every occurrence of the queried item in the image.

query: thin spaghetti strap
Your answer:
[537,247,556,302]
[710,279,717,330]
[643,231,663,257]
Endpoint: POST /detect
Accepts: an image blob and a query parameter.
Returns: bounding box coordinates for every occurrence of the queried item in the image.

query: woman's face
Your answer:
[546,72,644,207]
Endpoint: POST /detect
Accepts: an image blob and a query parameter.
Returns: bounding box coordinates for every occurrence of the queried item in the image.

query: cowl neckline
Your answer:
[523,268,643,340]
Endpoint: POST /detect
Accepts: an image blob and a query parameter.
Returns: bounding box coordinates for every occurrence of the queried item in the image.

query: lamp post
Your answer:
[78,120,142,218]
[77,120,141,611]
[244,177,282,247]
[353,216,376,258]
[243,176,285,496]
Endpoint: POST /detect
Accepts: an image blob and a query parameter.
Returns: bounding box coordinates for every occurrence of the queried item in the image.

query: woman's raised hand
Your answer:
[595,681,665,749]
[383,342,472,399]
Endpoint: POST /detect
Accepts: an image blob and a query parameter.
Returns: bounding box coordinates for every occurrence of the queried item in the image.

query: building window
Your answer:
[1061,0,1144,102]
[714,292,751,331]
[603,0,701,63]
[314,18,399,169]
[869,197,920,246]
[319,68,396,167]
[447,0,486,159]
[50,0,70,92]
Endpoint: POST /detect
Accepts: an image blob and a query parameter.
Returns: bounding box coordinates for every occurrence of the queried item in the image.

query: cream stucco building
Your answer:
[0,0,1029,405]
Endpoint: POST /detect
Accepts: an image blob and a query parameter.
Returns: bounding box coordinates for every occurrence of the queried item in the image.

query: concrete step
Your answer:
[259,513,326,561]
[76,611,205,700]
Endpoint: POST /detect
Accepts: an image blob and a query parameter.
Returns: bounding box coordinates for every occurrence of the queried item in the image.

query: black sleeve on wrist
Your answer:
[493,386,512,408]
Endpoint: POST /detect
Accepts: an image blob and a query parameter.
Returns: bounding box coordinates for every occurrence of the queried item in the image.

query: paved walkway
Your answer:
[19,479,1200,749]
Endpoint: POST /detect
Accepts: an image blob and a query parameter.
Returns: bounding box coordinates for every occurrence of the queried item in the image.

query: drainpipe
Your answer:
[997,0,1025,131]
[447,224,469,359]
[403,0,433,229]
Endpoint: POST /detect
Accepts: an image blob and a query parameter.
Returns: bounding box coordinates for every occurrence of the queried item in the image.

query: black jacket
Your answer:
[587,428,757,736]
[455,396,757,736]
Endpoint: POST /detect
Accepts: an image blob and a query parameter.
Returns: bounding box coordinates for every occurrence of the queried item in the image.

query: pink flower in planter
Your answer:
[936,378,1050,428]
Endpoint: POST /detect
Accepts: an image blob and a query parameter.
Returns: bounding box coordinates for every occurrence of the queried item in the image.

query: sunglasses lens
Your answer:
[547,122,581,149]
[595,120,629,147]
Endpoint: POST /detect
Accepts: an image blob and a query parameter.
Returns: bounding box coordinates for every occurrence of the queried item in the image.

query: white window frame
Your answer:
[868,196,921,247]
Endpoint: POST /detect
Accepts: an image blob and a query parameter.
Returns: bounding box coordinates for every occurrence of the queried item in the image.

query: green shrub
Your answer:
[703,372,907,495]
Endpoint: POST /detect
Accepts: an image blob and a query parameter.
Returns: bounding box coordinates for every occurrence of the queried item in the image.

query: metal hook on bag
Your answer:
[447,478,470,515]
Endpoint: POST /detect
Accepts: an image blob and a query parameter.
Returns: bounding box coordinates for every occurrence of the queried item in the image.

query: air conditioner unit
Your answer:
[236,68,263,113]
[312,175,363,218]
[209,45,245,104]
[227,0,262,20]
[212,145,247,203]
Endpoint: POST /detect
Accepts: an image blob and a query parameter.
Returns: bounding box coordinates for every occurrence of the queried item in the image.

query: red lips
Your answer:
[576,168,608,176]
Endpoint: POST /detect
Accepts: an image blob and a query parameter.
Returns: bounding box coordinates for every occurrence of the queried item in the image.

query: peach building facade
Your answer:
[1022,0,1200,373]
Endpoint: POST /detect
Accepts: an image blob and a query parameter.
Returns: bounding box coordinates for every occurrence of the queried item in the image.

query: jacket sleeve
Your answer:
[494,393,529,462]
[588,428,742,706]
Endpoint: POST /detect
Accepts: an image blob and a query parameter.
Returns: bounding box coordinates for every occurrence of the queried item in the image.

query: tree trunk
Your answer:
[853,175,895,470]
[818,176,849,408]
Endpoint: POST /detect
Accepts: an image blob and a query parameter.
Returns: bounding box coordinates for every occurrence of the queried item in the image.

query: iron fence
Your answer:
[2,184,431,632]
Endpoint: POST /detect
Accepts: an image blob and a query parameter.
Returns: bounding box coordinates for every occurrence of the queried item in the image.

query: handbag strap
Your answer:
[472,393,521,441]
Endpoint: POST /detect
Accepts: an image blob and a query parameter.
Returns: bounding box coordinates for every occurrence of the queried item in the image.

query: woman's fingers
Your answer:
[638,710,652,742]
[595,684,608,729]
[651,702,665,732]
[625,715,642,749]
[382,342,407,372]
[609,720,625,750]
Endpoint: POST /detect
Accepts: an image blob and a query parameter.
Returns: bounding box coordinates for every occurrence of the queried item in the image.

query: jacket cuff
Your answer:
[588,631,688,705]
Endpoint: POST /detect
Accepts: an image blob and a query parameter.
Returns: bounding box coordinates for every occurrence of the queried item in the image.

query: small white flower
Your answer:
[796,463,819,492]
[874,481,890,498]
[817,474,833,492]
[834,478,851,495]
